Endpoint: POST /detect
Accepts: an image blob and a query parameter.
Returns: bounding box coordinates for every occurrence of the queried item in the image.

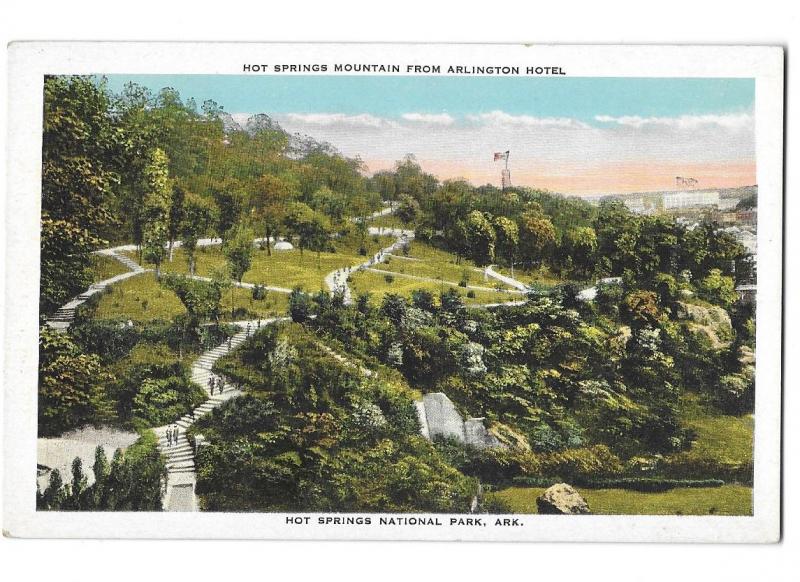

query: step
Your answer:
[166,444,194,454]
[166,452,195,463]
[166,458,195,467]
[161,445,192,455]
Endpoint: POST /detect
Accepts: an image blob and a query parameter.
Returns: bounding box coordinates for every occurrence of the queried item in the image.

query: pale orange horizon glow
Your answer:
[364,159,756,195]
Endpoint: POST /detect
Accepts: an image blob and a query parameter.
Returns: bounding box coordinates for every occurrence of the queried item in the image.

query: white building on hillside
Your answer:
[663,190,720,210]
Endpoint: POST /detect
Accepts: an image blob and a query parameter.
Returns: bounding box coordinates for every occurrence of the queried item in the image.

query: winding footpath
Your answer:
[43,205,532,511]
[324,226,415,305]
[46,250,150,330]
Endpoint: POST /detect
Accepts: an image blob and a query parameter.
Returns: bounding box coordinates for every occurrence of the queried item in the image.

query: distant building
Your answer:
[663,190,720,210]
[718,197,739,211]
[736,209,757,226]
[735,284,757,305]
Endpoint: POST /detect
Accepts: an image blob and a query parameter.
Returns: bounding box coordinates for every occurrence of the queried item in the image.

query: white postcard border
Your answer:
[4,42,784,541]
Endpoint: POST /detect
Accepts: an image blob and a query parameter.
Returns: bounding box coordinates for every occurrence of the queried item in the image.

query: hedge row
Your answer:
[511,476,725,492]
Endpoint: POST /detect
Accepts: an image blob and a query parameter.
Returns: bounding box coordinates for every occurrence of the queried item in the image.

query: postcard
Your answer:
[4,42,784,541]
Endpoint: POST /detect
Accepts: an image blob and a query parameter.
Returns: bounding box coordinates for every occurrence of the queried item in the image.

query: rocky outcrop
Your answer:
[416,392,503,449]
[536,483,591,515]
[676,301,733,349]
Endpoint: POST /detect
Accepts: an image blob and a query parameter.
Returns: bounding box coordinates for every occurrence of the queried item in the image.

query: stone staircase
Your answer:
[109,250,145,272]
[157,323,257,511]
[45,250,148,331]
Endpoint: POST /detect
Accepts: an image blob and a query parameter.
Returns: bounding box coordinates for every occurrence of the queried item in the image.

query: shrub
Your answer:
[384,274,395,284]
[288,287,311,322]
[581,477,725,491]
[466,290,476,299]
[252,284,267,301]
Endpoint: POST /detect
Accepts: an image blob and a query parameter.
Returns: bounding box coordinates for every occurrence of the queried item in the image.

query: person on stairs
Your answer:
[166,426,172,447]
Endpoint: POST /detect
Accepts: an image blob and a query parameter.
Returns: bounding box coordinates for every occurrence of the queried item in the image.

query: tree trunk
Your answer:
[168,240,174,262]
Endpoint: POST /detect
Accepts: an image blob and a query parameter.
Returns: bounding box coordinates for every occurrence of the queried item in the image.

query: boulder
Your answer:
[274,240,294,251]
[536,483,591,515]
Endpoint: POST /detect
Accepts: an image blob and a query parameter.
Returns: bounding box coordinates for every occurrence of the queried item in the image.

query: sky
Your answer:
[105,75,756,195]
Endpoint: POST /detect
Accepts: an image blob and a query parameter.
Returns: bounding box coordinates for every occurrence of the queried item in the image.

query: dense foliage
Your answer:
[37,431,166,510]
[193,324,476,512]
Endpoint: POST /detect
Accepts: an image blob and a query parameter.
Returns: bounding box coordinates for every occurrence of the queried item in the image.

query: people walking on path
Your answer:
[227,336,232,351]
[210,376,215,396]
[166,426,172,447]
[219,376,225,394]
[173,424,179,443]
[246,322,251,337]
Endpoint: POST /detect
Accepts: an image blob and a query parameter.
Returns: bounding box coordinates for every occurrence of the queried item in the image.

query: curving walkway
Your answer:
[324,227,414,305]
[364,267,525,295]
[484,265,528,292]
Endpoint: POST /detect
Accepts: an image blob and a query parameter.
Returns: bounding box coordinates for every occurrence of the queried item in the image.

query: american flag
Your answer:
[493,150,509,161]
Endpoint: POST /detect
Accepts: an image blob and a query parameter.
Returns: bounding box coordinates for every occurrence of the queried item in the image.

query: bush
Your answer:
[252,284,267,301]
[582,477,725,491]
[466,290,476,299]
[111,342,195,423]
[288,287,311,322]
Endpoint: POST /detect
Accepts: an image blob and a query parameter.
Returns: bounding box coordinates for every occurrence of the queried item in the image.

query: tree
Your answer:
[180,192,217,276]
[40,218,101,314]
[519,210,556,268]
[167,183,186,261]
[697,269,738,308]
[311,186,346,223]
[222,227,255,317]
[289,287,312,322]
[212,181,246,244]
[593,200,640,275]
[40,76,120,314]
[396,194,421,225]
[162,273,226,351]
[91,445,110,506]
[38,326,113,436]
[562,226,597,277]
[493,216,519,269]
[251,173,296,255]
[284,202,332,265]
[464,210,496,266]
[224,227,255,284]
[141,148,172,278]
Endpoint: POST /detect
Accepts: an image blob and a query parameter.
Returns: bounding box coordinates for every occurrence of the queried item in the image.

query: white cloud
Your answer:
[467,110,591,129]
[284,112,399,129]
[400,112,455,125]
[594,112,753,131]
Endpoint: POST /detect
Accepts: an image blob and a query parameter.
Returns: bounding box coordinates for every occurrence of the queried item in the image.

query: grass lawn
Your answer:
[490,484,752,515]
[492,265,566,289]
[90,253,130,282]
[380,240,515,290]
[349,270,520,306]
[91,272,288,322]
[368,212,408,229]
[667,394,754,473]
[124,234,396,292]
